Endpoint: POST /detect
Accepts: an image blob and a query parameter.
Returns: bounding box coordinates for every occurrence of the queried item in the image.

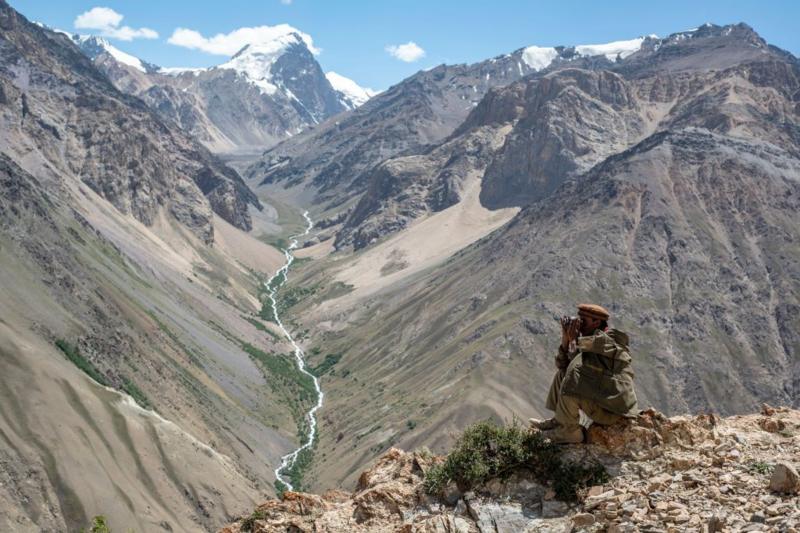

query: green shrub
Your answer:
[55,340,108,386]
[240,508,266,532]
[747,461,773,475]
[121,377,151,410]
[424,420,608,502]
[274,479,288,498]
[242,315,280,340]
[81,515,111,533]
[310,353,342,376]
[241,343,315,398]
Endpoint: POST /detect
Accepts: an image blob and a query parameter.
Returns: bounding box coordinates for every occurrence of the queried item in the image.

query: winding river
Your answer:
[265,211,323,491]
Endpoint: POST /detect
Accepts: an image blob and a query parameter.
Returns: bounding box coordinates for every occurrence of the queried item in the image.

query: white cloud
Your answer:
[280,0,293,4]
[74,7,158,41]
[385,41,426,62]
[168,24,319,56]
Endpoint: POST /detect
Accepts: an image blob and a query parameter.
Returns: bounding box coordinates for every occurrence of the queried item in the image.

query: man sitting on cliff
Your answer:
[530,304,639,444]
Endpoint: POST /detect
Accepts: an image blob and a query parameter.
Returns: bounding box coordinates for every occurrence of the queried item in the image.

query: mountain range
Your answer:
[68,31,373,154]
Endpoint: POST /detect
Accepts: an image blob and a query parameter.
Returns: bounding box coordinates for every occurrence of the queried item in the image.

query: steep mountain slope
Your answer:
[72,32,356,154]
[272,24,800,490]
[1,8,259,235]
[335,23,797,250]
[243,42,614,211]
[333,68,652,250]
[0,4,311,530]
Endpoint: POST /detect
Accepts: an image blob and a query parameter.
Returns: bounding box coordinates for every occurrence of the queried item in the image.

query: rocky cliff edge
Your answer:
[222,407,800,532]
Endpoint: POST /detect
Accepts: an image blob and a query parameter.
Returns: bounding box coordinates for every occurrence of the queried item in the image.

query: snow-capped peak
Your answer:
[326,71,376,109]
[218,32,308,95]
[71,34,148,73]
[520,35,656,72]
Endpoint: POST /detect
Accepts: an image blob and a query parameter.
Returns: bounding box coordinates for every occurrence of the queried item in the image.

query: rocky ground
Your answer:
[222,406,800,532]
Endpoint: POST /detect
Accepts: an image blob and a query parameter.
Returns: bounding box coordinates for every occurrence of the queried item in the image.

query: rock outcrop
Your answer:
[223,407,800,532]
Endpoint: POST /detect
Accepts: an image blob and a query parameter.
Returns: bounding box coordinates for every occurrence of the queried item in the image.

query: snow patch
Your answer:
[326,71,376,108]
[521,45,559,71]
[73,34,147,72]
[158,66,207,76]
[575,37,649,61]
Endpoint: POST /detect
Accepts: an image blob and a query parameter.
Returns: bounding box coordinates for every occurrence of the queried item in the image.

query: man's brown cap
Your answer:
[577,303,610,321]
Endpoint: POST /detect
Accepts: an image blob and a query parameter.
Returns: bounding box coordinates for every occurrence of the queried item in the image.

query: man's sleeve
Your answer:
[555,344,571,370]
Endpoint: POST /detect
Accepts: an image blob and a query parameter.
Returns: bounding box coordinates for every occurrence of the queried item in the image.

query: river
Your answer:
[265,211,323,491]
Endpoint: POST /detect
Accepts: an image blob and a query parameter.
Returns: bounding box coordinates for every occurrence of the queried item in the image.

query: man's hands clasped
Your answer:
[560,316,581,350]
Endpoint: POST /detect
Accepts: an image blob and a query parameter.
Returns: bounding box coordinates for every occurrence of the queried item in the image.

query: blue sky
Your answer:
[10,0,800,91]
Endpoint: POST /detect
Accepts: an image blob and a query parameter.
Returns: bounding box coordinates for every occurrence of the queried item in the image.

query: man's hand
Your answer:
[560,316,581,350]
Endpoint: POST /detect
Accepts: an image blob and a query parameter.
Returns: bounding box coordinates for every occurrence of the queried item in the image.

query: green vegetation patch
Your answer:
[241,315,280,340]
[277,284,318,313]
[57,341,152,411]
[242,343,315,398]
[257,234,290,252]
[315,281,355,304]
[424,420,608,502]
[747,461,773,475]
[241,342,316,440]
[56,340,108,386]
[276,443,315,495]
[242,341,319,491]
[81,515,111,533]
[310,353,342,376]
[258,274,318,324]
[121,377,151,410]
[274,479,288,498]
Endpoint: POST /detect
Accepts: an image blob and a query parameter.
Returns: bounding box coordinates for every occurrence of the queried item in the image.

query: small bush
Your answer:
[81,515,111,533]
[748,461,773,475]
[424,420,608,502]
[240,508,267,532]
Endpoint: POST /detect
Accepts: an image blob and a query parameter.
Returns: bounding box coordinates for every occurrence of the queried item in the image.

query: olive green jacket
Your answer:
[559,328,639,417]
